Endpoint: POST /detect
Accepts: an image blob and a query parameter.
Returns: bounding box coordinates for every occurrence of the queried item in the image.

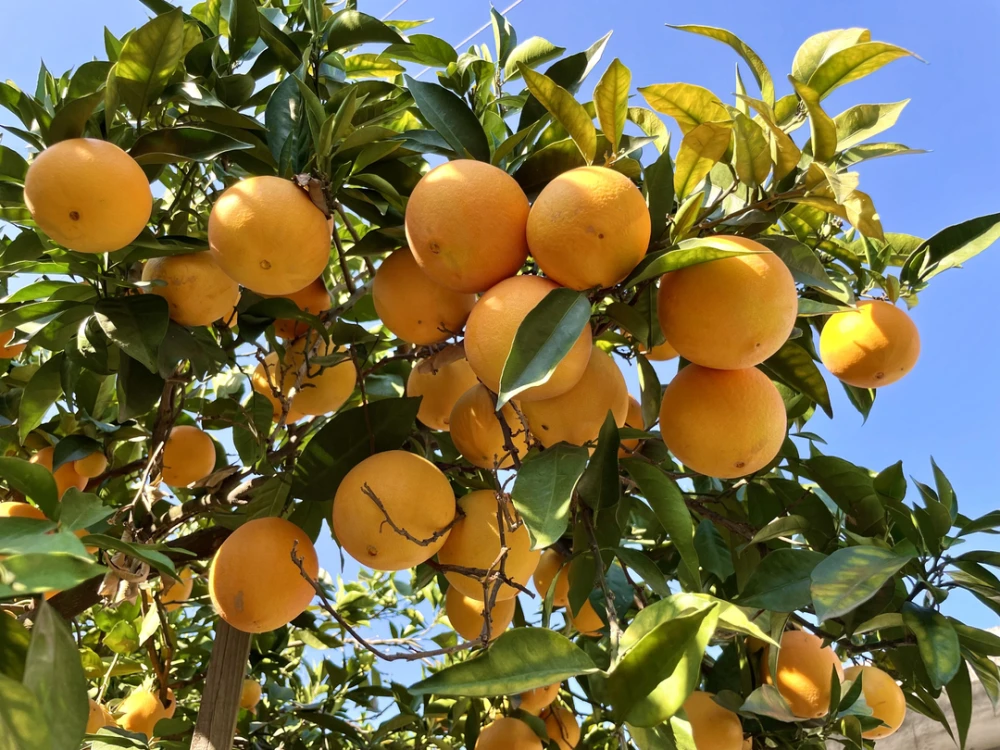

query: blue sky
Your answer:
[2,0,998,668]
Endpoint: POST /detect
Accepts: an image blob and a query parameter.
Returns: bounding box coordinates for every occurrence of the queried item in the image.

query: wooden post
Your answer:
[191,619,252,750]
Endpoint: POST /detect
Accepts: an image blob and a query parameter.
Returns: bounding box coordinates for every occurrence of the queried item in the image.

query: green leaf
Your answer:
[578,413,622,510]
[644,150,674,241]
[638,83,729,135]
[46,91,105,145]
[931,458,956,520]
[672,121,732,199]
[490,7,517,66]
[517,32,611,130]
[264,75,305,172]
[741,684,800,722]
[902,602,961,689]
[789,78,836,163]
[103,620,140,655]
[503,37,565,81]
[0,672,51,750]
[907,212,1000,282]
[792,28,871,84]
[760,341,832,418]
[0,614,29,681]
[520,65,597,164]
[744,515,811,547]
[227,0,260,61]
[82,534,183,579]
[342,54,405,80]
[381,35,457,68]
[737,95,801,180]
[0,554,105,598]
[409,628,599,696]
[804,456,886,535]
[623,459,699,588]
[668,24,774,105]
[636,355,661,433]
[838,142,926,168]
[732,113,770,187]
[325,9,405,50]
[834,100,909,151]
[0,523,85,557]
[404,76,490,162]
[607,603,718,723]
[497,288,591,407]
[292,398,420,501]
[757,236,838,292]
[625,235,763,288]
[693,519,734,581]
[258,13,302,72]
[615,548,670,598]
[810,546,913,622]
[57,489,113,532]
[23,603,88,750]
[627,107,670,153]
[807,42,916,100]
[945,659,972,750]
[18,353,64,444]
[117,354,165,421]
[50,436,102,472]
[114,9,185,120]
[738,549,826,611]
[510,443,589,549]
[94,295,169,374]
[129,126,253,164]
[594,59,630,152]
[0,458,58,519]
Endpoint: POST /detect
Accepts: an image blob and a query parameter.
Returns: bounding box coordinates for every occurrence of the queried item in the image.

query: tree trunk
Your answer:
[191,619,252,750]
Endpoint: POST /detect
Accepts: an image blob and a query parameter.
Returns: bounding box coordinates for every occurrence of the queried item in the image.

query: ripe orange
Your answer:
[519,682,560,715]
[437,490,540,601]
[541,703,581,750]
[87,698,116,733]
[333,451,456,571]
[659,365,786,479]
[117,689,169,738]
[527,166,650,290]
[23,138,152,254]
[372,249,476,344]
[521,346,629,448]
[444,585,515,641]
[0,502,46,520]
[568,599,604,636]
[475,717,543,750]
[619,395,644,457]
[406,345,479,431]
[819,300,920,388]
[208,176,330,295]
[73,451,108,479]
[161,567,195,612]
[657,238,798,369]
[639,339,679,361]
[209,517,318,633]
[843,665,906,739]
[533,549,569,608]
[161,425,217,488]
[29,446,88,498]
[251,342,356,418]
[449,384,528,470]
[464,275,592,402]
[763,630,844,719]
[405,160,530,293]
[240,679,263,711]
[141,252,240,327]
[0,329,25,360]
[683,691,744,750]
[266,278,331,340]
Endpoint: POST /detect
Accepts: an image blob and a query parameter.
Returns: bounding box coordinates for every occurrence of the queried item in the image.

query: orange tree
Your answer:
[0,3,998,750]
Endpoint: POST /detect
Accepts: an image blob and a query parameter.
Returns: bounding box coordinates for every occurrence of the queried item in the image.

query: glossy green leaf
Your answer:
[807,42,916,100]
[639,83,729,135]
[82,534,181,579]
[739,549,826,611]
[343,54,405,80]
[757,236,838,291]
[325,10,406,50]
[405,76,490,162]
[129,126,254,164]
[804,456,886,535]
[510,443,589,549]
[789,78,836,163]
[228,0,260,61]
[94,295,169,374]
[503,37,565,81]
[907,212,1000,282]
[625,235,763,287]
[615,548,670,598]
[693,520,734,581]
[594,58,630,152]
[382,34,457,68]
[58,489,113,532]
[490,6,517,65]
[792,28,871,84]
[738,95,801,180]
[669,24,773,104]
[0,522,85,557]
[902,602,961,689]
[46,91,104,145]
[0,458,58,519]
[520,65,597,164]
[673,121,732,199]
[578,412,622,510]
[811,546,913,622]
[761,341,832,418]
[18,352,64,443]
[945,659,972,750]
[636,354,661,434]
[114,9,185,120]
[518,32,611,130]
[409,628,599,696]
[497,288,591,407]
[741,684,800,722]
[258,13,302,72]
[0,554,105,598]
[644,149,674,241]
[838,142,926,168]
[732,113,770,187]
[834,100,909,151]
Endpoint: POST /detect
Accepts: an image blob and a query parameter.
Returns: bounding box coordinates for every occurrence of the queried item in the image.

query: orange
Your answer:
[161,425,217,488]
[87,698,116,733]
[763,630,844,719]
[521,346,629,448]
[527,166,650,290]
[209,517,318,633]
[450,384,528,470]
[141,252,240,327]
[405,160,530,293]
[819,300,920,388]
[519,683,560,715]
[533,549,569,608]
[251,342,356,418]
[568,599,604,636]
[659,365,786,479]
[843,665,906,739]
[639,339,679,361]
[464,275,592,402]
[29,446,88,498]
[332,451,456,571]
[73,451,108,479]
[161,567,195,612]
[373,249,476,344]
[475,717,543,750]
[117,690,169,738]
[438,490,539,601]
[406,345,479,431]
[0,502,46,520]
[208,176,330,295]
[444,585,515,641]
[683,691,743,750]
[161,688,177,719]
[657,238,798,369]
[23,138,152,254]
[541,703,581,750]
[267,278,331,339]
[240,679,263,711]
[0,329,25,359]
[619,395,644,457]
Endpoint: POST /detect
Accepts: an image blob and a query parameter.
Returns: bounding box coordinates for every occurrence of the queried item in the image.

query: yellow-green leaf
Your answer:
[627,107,670,153]
[842,189,884,241]
[808,42,917,100]
[638,83,728,135]
[732,113,770,187]
[668,24,774,105]
[789,77,836,164]
[520,64,597,164]
[834,100,909,151]
[673,121,732,199]
[594,58,630,152]
[791,28,871,84]
[343,54,405,79]
[739,95,800,180]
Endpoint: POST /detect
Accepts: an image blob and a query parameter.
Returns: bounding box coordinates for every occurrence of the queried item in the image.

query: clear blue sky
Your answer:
[2,0,998,652]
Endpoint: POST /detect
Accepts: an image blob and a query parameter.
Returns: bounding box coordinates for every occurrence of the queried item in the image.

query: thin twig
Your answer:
[331,225,357,294]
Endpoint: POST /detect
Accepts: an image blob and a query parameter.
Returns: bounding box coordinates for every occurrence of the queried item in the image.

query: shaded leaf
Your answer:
[405,76,490,162]
[510,444,589,549]
[902,602,961,690]
[739,549,826,611]
[18,353,64,443]
[0,458,58,519]
[761,341,832,418]
[94,296,170,374]
[129,126,254,164]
